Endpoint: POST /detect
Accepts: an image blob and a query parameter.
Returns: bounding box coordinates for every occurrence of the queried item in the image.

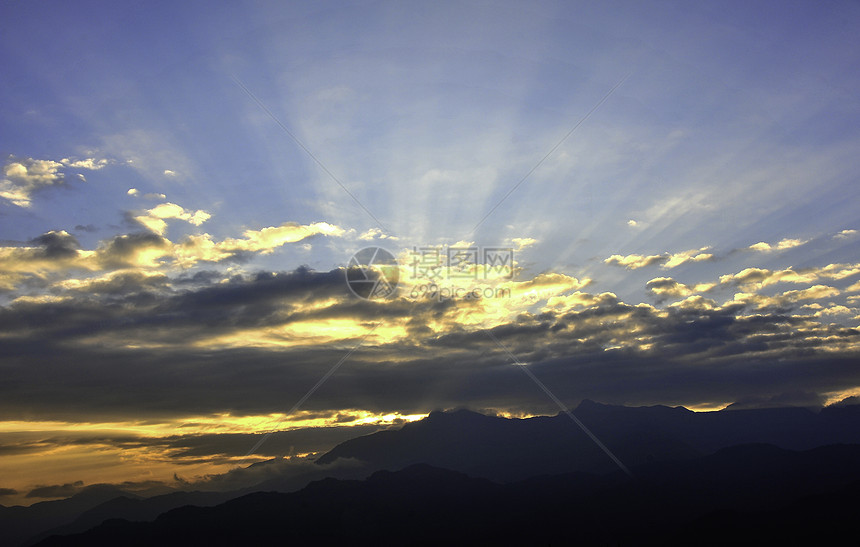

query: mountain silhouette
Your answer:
[21,491,237,547]
[35,444,860,546]
[0,485,137,547]
[316,401,860,479]
[12,402,860,546]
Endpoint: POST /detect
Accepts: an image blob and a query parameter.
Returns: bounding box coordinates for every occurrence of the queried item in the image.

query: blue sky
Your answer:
[1,0,859,504]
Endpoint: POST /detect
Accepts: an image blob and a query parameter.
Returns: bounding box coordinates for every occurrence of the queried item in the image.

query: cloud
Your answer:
[833,229,857,240]
[96,232,172,269]
[54,270,169,294]
[604,247,712,270]
[730,284,841,309]
[724,391,825,410]
[663,247,714,268]
[719,264,860,290]
[604,253,665,269]
[215,222,344,254]
[510,237,537,250]
[646,277,715,300]
[357,228,397,241]
[814,305,854,318]
[0,231,93,287]
[128,188,168,200]
[513,272,589,294]
[668,295,719,311]
[0,231,174,287]
[0,488,18,496]
[748,238,808,252]
[544,291,617,312]
[26,481,84,498]
[134,202,212,235]
[1,263,857,428]
[0,156,111,207]
[60,157,110,170]
[174,222,345,267]
[783,285,841,301]
[0,158,65,207]
[0,221,348,292]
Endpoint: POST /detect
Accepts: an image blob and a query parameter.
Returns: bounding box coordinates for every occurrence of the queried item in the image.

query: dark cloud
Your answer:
[96,232,169,267]
[173,270,222,285]
[56,271,170,296]
[183,455,368,493]
[723,391,826,410]
[29,230,81,259]
[74,224,99,233]
[26,481,84,499]
[0,488,18,496]
[34,425,392,460]
[0,267,858,424]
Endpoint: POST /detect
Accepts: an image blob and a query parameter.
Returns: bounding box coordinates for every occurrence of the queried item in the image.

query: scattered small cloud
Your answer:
[511,237,537,251]
[0,157,65,207]
[731,284,841,309]
[128,188,168,200]
[604,253,665,269]
[814,305,853,318]
[834,229,857,240]
[604,247,711,270]
[719,263,860,290]
[134,202,212,235]
[0,155,113,207]
[60,158,110,170]
[646,277,715,300]
[663,247,713,268]
[163,169,177,177]
[358,228,396,241]
[748,238,808,252]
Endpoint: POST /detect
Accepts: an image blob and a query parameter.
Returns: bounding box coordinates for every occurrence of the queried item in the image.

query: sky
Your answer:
[1,0,859,506]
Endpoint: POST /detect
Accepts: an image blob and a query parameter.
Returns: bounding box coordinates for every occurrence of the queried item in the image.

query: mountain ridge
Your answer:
[35,443,860,546]
[316,401,860,480]
[8,401,860,546]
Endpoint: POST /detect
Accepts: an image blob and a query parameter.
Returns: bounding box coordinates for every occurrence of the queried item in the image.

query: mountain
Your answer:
[34,444,860,546]
[0,485,137,547]
[13,402,860,546]
[316,402,860,479]
[21,491,237,547]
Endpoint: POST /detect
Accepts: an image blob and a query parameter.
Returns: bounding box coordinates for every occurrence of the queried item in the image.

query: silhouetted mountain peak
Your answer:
[422,408,495,424]
[574,398,604,411]
[574,399,691,415]
[316,401,860,484]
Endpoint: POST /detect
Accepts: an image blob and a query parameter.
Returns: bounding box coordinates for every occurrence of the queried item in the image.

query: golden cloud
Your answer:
[134,202,212,235]
[748,238,808,252]
[604,247,711,270]
[646,277,715,299]
[719,263,860,290]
